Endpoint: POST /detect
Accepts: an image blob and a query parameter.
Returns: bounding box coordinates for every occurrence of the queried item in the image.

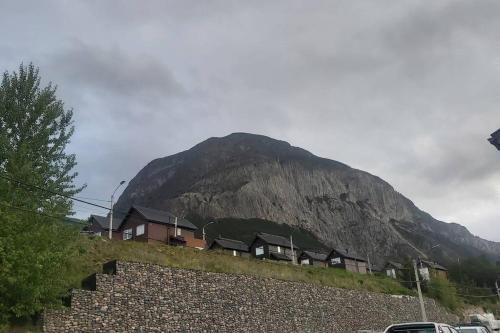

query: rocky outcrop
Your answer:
[114,133,500,264]
[43,261,457,332]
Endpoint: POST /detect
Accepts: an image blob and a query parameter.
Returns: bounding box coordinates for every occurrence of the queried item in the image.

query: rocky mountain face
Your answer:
[114,133,500,265]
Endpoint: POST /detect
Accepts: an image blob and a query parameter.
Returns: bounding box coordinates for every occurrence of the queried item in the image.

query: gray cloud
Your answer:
[1,0,500,240]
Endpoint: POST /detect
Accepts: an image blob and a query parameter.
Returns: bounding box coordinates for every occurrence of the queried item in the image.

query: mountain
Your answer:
[114,133,500,265]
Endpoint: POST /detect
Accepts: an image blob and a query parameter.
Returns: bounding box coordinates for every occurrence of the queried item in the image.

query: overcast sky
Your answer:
[2,1,500,241]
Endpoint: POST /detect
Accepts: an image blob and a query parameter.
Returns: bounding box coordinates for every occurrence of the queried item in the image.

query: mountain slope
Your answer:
[115,133,500,265]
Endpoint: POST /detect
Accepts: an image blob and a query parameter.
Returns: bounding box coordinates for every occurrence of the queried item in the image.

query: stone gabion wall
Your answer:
[43,261,457,333]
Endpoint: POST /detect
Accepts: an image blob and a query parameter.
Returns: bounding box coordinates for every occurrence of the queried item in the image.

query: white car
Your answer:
[455,325,491,333]
[384,322,459,333]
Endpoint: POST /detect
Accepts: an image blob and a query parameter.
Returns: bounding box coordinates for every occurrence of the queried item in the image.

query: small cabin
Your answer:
[326,249,367,274]
[299,250,328,267]
[209,237,250,257]
[418,259,448,280]
[88,214,123,239]
[249,232,299,263]
[119,205,206,249]
[384,261,404,279]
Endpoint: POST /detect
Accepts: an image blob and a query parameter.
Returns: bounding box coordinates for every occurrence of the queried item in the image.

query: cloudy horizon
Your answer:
[2,1,500,241]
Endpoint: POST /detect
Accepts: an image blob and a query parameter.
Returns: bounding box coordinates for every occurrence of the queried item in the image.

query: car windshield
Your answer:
[387,325,436,333]
[457,329,478,333]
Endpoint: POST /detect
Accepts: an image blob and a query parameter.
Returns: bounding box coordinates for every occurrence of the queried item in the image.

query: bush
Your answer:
[426,277,462,312]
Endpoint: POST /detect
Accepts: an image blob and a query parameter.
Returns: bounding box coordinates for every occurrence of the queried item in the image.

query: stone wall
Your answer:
[43,261,457,333]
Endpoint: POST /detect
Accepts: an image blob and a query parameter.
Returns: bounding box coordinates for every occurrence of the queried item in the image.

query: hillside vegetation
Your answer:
[68,236,411,296]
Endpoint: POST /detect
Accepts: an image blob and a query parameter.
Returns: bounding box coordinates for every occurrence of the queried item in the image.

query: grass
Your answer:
[67,236,413,296]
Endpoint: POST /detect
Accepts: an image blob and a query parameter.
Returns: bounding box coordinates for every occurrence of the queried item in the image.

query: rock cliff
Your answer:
[114,133,500,265]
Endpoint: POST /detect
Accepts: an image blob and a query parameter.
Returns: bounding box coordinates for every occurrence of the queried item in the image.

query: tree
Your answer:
[0,63,83,327]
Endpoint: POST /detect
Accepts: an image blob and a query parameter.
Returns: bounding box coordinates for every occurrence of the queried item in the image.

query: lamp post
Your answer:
[202,221,216,242]
[109,180,126,240]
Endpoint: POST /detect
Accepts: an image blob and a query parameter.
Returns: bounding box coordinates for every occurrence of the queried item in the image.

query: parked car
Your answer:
[384,322,459,333]
[455,324,492,333]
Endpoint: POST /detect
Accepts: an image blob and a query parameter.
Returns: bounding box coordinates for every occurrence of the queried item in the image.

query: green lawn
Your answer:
[67,236,413,296]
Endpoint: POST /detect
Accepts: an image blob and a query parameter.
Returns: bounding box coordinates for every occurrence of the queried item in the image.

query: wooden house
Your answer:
[249,232,299,263]
[299,250,328,267]
[418,259,448,280]
[384,261,404,279]
[326,249,367,274]
[209,237,250,257]
[88,214,122,239]
[118,205,206,249]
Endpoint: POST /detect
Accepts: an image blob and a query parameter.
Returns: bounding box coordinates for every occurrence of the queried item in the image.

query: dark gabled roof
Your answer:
[300,250,328,261]
[90,214,122,231]
[270,252,292,261]
[254,232,299,249]
[328,248,366,262]
[131,205,197,230]
[488,128,500,151]
[385,261,404,270]
[419,259,447,271]
[210,237,249,252]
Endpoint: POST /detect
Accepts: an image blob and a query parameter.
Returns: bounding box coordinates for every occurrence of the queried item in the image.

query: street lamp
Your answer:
[109,180,126,240]
[202,221,216,242]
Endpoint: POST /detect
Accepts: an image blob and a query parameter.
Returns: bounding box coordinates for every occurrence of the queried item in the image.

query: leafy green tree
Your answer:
[0,63,83,327]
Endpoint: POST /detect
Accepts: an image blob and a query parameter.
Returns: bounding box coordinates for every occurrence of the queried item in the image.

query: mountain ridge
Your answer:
[115,132,500,265]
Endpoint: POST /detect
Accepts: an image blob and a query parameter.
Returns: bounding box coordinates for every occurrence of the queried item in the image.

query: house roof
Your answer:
[90,214,122,231]
[270,252,292,261]
[255,232,300,249]
[385,261,404,270]
[301,250,328,261]
[210,237,249,252]
[419,259,447,271]
[131,205,197,230]
[328,248,366,262]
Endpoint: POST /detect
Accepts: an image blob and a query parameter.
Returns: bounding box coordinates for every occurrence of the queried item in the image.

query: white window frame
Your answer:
[176,228,182,236]
[301,258,310,265]
[136,224,145,236]
[255,246,264,256]
[233,250,237,256]
[123,228,133,240]
[277,246,281,253]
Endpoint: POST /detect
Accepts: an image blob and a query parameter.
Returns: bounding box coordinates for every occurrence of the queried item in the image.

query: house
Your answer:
[299,250,329,267]
[208,237,250,257]
[326,249,367,274]
[384,261,404,279]
[418,259,448,280]
[88,214,122,239]
[249,232,299,263]
[118,205,206,249]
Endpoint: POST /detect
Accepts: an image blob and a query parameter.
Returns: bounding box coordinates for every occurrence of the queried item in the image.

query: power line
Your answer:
[0,173,111,211]
[0,201,87,225]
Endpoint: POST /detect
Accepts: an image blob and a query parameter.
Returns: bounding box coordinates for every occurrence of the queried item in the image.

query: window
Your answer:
[233,250,237,256]
[95,231,101,237]
[255,246,264,256]
[277,246,281,253]
[176,228,182,236]
[330,257,341,265]
[136,224,145,236]
[386,269,396,279]
[301,259,310,265]
[123,228,132,240]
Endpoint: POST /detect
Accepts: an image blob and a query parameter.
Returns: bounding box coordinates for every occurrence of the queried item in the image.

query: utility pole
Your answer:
[290,235,296,265]
[174,216,178,237]
[413,259,427,322]
[495,279,500,302]
[367,255,373,275]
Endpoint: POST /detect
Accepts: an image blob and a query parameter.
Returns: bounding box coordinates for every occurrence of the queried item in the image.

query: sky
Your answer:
[1,1,500,240]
